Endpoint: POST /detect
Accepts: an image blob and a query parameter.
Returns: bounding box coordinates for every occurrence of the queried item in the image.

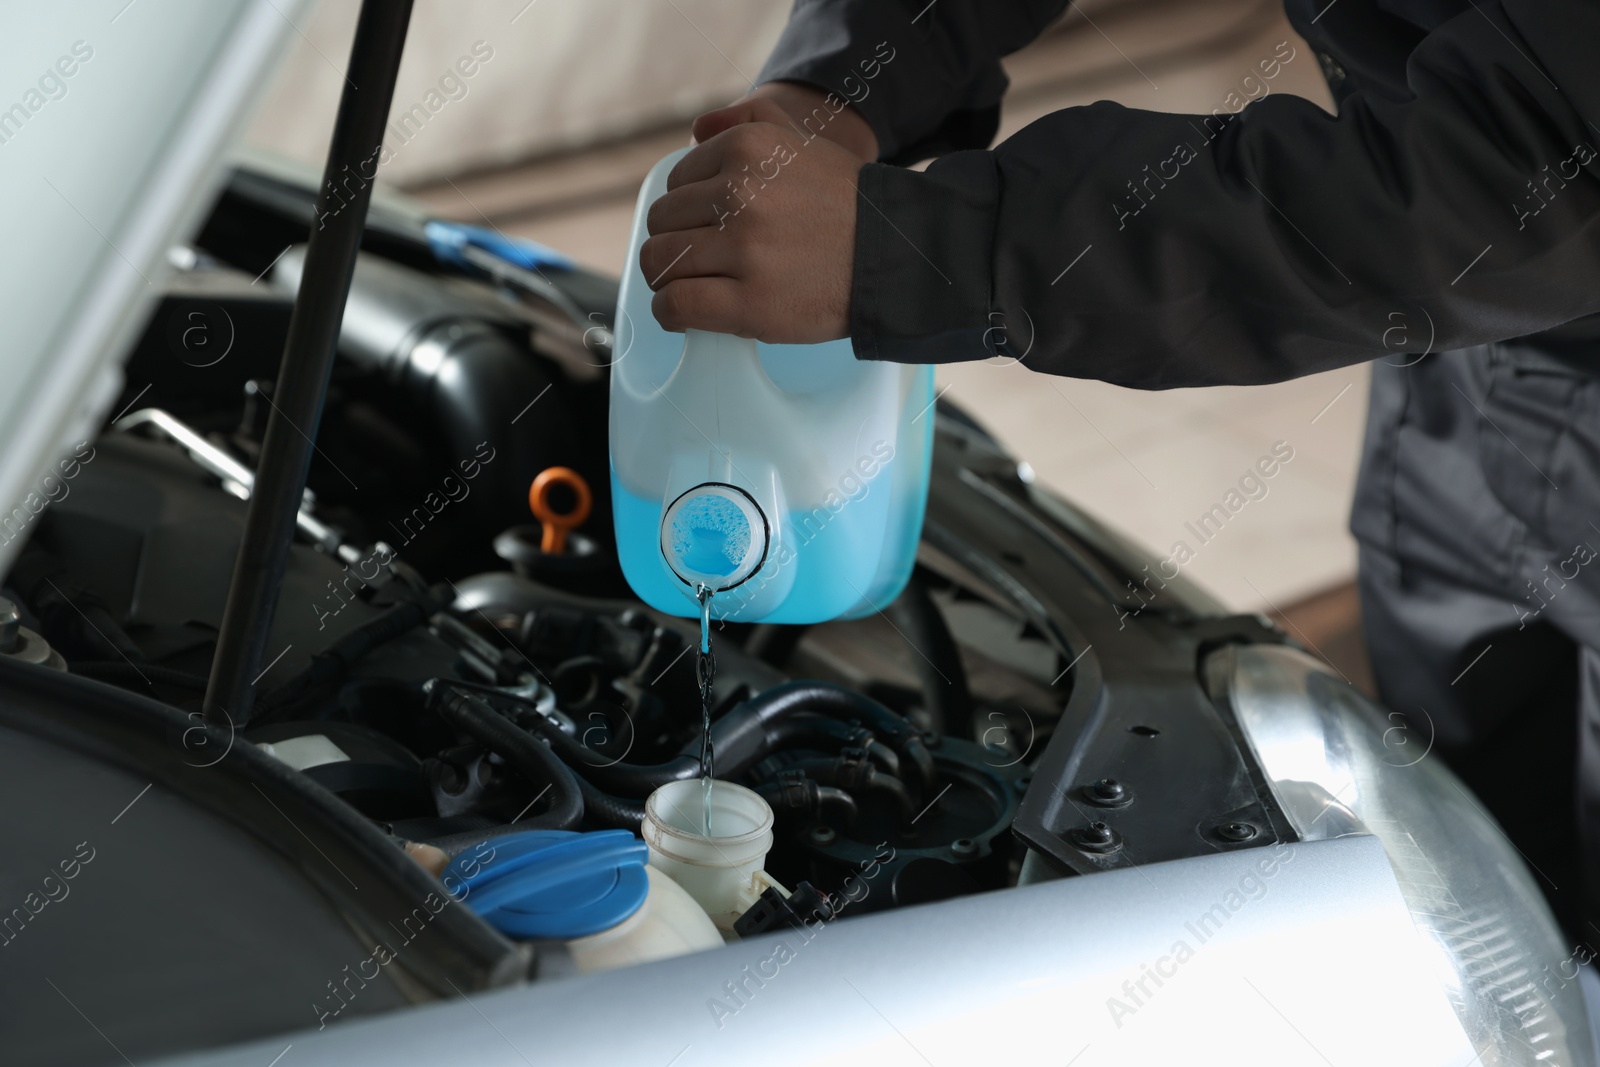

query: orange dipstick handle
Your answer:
[528,467,592,554]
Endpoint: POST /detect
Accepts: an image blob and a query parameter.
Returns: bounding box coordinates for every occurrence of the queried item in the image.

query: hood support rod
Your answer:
[204,0,414,726]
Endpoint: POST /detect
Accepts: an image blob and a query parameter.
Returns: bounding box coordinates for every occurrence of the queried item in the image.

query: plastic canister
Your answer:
[609,148,937,625]
[642,779,780,935]
[441,829,721,973]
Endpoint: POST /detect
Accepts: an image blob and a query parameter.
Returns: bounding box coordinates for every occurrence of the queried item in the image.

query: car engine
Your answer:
[3,164,1061,924]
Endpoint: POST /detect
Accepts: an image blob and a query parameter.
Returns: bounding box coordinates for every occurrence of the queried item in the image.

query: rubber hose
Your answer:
[255,599,430,721]
[11,550,146,663]
[462,684,882,796]
[427,683,584,830]
[789,754,917,824]
[861,739,901,780]
[764,715,901,778]
[575,775,647,830]
[709,681,937,800]
[68,661,209,691]
[505,700,700,795]
[756,776,859,832]
[814,785,860,831]
[450,679,932,801]
[886,572,974,741]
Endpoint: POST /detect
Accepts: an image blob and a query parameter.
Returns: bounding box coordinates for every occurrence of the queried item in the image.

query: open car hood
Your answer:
[0,1,305,575]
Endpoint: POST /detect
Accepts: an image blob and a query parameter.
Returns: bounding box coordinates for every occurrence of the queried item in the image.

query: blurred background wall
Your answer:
[244,0,1368,683]
[247,0,794,187]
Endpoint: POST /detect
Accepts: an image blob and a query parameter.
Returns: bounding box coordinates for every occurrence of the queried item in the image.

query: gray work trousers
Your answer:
[1354,340,1600,927]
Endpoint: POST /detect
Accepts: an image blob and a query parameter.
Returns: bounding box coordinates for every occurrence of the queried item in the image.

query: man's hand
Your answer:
[694,82,879,162]
[640,91,873,343]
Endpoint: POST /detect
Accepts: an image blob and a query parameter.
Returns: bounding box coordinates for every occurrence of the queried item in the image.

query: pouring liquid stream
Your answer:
[695,584,715,836]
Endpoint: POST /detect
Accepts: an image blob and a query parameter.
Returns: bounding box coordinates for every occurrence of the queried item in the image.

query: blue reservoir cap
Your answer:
[444,830,649,940]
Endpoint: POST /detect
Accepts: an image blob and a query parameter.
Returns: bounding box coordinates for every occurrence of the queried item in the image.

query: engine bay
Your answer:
[1,165,1084,937]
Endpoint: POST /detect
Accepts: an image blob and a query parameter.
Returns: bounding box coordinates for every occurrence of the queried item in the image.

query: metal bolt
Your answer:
[1092,778,1122,800]
[0,597,19,654]
[1066,819,1123,854]
[951,837,978,859]
[1217,821,1258,842]
[1083,776,1132,808]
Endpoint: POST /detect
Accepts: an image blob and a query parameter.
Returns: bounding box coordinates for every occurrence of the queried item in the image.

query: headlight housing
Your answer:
[1212,643,1593,1067]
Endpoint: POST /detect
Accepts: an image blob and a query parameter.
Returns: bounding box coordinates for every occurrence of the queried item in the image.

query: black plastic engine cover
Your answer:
[29,433,457,690]
[919,420,1296,876]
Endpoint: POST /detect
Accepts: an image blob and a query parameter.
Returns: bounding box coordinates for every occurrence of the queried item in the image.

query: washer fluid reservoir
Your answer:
[442,829,721,973]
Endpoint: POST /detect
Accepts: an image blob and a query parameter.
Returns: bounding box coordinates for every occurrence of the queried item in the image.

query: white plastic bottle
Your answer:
[642,778,783,936]
[566,865,723,973]
[610,149,936,625]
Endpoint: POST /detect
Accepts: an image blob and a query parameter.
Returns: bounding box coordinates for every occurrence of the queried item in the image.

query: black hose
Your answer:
[426,682,583,830]
[492,693,701,796]
[756,772,859,832]
[814,785,859,830]
[205,0,416,725]
[788,753,917,824]
[765,715,900,778]
[69,662,208,691]
[253,599,430,723]
[11,551,146,663]
[711,681,937,801]
[887,572,974,741]
[440,679,933,808]
[451,682,847,796]
[575,776,647,830]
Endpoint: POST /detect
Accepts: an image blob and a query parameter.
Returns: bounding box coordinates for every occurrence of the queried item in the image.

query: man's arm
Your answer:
[853,1,1600,385]
[645,1,1600,386]
[755,0,1071,163]
[639,0,1068,345]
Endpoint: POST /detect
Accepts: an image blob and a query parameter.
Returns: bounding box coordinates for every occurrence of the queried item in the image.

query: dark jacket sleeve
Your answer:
[756,0,1071,164]
[842,1,1600,387]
